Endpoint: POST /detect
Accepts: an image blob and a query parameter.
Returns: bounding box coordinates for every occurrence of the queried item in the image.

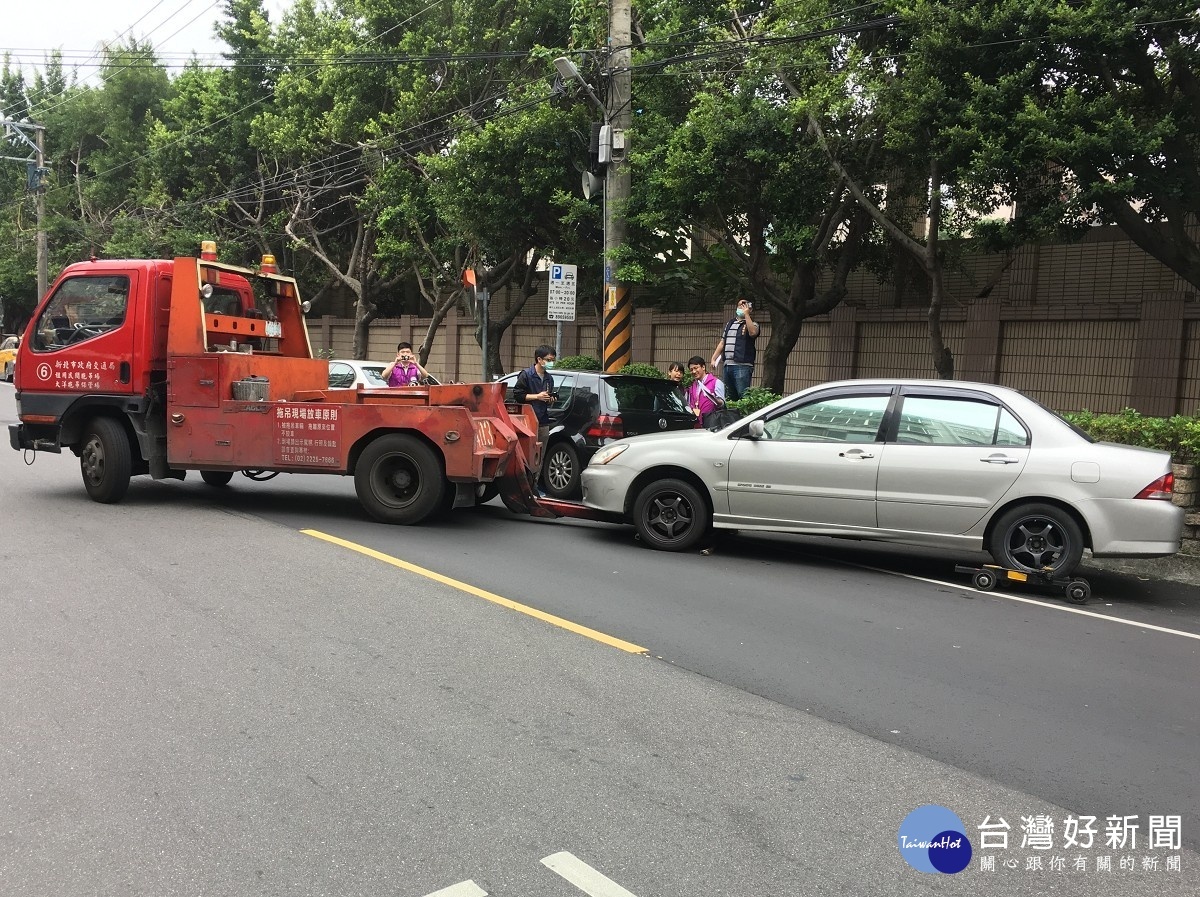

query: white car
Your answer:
[328,359,440,389]
[581,379,1183,574]
[327,359,389,389]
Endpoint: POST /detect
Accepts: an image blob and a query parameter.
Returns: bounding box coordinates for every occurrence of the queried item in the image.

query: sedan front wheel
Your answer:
[633,478,710,552]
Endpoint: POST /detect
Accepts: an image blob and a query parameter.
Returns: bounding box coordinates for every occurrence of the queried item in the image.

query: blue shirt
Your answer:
[516,365,555,424]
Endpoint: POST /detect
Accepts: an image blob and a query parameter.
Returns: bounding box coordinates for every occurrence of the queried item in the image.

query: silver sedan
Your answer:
[580,380,1183,574]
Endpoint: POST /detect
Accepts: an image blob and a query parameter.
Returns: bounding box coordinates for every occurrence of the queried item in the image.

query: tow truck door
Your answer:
[21,270,140,396]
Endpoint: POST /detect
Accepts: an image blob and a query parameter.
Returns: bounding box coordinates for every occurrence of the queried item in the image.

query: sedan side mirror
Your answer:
[747,419,765,439]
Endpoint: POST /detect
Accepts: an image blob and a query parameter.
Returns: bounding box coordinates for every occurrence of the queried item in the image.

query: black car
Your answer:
[499,369,696,498]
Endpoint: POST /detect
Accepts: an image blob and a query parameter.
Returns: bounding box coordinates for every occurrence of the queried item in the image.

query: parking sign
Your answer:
[547,262,577,322]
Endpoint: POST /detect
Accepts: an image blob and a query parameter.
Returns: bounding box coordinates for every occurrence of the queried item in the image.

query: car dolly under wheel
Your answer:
[954,564,1092,604]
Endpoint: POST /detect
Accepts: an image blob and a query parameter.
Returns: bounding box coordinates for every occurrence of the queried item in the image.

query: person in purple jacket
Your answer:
[382,342,430,386]
[685,356,725,429]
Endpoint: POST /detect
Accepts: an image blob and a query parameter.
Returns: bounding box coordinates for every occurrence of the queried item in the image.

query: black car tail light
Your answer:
[1134,473,1174,500]
[584,414,624,440]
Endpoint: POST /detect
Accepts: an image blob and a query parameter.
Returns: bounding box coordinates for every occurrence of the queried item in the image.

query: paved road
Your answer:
[2,384,1198,895]
[131,461,1200,841]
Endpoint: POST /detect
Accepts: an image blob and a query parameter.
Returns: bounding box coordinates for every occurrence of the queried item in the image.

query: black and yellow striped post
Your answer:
[602,283,632,371]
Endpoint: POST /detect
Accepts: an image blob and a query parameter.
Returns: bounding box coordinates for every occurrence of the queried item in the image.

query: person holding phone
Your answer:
[513,344,557,425]
[711,298,759,400]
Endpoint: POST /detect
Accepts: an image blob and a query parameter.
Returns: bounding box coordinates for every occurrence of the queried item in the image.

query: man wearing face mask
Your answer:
[513,344,557,425]
[711,298,759,400]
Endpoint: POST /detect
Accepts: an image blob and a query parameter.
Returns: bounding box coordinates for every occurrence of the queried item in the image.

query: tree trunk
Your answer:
[352,298,377,359]
[924,159,954,380]
[759,266,816,394]
[418,288,464,368]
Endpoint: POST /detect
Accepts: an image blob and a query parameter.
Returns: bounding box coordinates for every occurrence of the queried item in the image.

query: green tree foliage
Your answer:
[957,0,1200,290]
[629,0,871,393]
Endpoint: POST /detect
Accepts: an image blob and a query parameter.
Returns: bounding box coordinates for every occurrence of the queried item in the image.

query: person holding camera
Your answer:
[382,341,430,387]
[513,344,557,425]
[711,297,759,400]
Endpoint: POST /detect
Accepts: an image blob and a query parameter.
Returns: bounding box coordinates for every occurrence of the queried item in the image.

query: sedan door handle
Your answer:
[839,450,874,460]
[980,455,1019,464]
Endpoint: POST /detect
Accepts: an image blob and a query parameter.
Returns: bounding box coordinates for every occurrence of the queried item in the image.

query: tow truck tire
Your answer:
[633,478,710,552]
[200,470,234,487]
[355,433,445,525]
[474,482,500,505]
[79,416,132,504]
[1065,579,1091,604]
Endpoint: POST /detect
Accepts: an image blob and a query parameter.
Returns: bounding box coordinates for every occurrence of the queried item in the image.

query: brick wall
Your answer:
[309,226,1198,415]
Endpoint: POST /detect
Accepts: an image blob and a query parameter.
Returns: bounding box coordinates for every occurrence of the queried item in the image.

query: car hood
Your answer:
[618,429,713,448]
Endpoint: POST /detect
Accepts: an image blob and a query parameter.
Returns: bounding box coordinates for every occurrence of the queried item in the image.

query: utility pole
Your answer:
[602,0,633,372]
[35,124,48,300]
[1,118,49,299]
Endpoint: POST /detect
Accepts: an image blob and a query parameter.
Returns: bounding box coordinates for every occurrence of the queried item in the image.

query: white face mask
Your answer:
[543,360,555,370]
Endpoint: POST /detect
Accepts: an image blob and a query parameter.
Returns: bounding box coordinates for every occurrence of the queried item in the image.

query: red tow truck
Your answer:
[8,244,551,523]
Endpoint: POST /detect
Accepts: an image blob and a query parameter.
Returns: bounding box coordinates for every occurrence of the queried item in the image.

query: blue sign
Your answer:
[551,265,563,280]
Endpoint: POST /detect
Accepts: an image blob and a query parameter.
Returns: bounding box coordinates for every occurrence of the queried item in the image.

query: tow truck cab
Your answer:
[10,246,547,525]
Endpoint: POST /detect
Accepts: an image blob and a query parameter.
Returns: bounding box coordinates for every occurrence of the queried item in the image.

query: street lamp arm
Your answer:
[553,57,606,118]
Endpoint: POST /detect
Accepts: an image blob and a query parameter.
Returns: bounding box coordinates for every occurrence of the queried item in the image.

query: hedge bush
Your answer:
[727,386,782,416]
[1062,408,1200,466]
[618,361,664,378]
[555,354,601,371]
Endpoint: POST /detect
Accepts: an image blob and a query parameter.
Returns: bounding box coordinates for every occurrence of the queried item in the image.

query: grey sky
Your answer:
[3,0,292,80]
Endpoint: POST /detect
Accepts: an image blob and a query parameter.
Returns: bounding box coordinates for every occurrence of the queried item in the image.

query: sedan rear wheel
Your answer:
[633,478,709,552]
[988,502,1084,575]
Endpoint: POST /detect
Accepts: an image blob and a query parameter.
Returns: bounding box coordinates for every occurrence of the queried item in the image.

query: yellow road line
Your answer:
[301,529,648,654]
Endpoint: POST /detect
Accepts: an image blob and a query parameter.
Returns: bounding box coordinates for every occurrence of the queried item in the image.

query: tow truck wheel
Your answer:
[1065,579,1091,604]
[355,433,445,525]
[79,417,132,504]
[200,470,234,487]
[972,569,997,591]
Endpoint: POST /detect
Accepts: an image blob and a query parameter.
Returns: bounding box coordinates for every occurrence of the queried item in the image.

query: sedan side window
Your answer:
[896,396,1030,446]
[328,362,355,388]
[550,374,575,410]
[763,394,890,442]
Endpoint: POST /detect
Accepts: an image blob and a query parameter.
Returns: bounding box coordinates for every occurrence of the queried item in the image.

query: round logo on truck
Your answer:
[37,362,51,381]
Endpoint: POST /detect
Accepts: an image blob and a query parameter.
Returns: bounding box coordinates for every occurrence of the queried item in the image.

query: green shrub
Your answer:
[555,354,600,371]
[618,361,664,378]
[1062,408,1200,466]
[728,386,782,416]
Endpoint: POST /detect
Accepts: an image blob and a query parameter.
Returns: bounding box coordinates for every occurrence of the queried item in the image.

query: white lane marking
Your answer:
[422,881,487,897]
[837,558,1200,642]
[541,852,640,897]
